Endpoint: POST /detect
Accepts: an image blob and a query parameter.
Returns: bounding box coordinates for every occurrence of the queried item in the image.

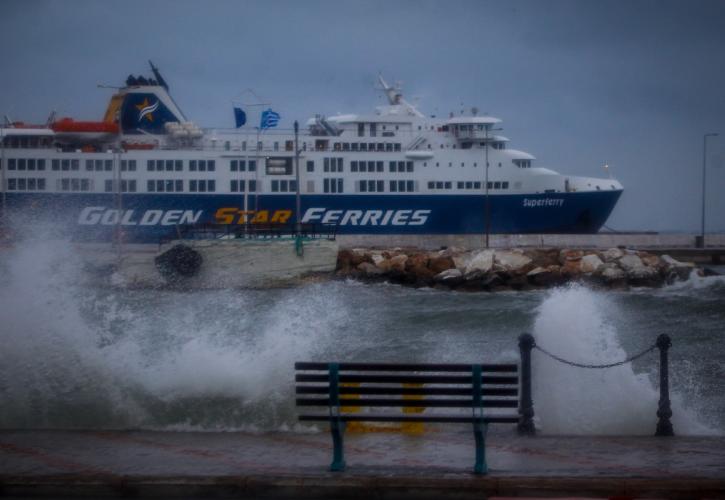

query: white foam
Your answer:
[0,237,348,430]
[531,284,714,435]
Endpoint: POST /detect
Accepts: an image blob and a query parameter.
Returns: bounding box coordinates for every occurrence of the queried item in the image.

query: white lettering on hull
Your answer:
[78,207,203,226]
[522,198,564,208]
[302,208,430,226]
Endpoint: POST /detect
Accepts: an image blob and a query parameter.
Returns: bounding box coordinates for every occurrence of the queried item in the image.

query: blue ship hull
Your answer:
[2,190,621,243]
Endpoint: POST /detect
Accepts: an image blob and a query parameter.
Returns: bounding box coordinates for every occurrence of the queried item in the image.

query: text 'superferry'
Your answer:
[0,62,622,243]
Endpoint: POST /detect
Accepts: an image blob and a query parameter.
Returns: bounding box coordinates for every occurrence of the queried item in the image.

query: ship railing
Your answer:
[159,222,337,247]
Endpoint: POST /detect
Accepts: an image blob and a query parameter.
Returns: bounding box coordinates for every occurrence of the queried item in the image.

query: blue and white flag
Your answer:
[260,108,280,129]
[233,107,247,128]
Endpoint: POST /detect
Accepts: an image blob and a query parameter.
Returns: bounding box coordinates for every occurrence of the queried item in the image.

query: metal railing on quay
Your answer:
[159,222,337,247]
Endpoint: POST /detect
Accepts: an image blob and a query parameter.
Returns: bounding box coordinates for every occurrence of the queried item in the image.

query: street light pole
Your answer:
[699,133,719,248]
[294,120,301,236]
[484,124,490,248]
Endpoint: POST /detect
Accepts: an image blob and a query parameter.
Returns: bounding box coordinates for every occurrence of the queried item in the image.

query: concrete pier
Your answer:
[338,232,725,251]
[2,430,724,498]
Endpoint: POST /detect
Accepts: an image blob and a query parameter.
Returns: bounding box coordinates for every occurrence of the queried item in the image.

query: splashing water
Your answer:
[531,284,713,435]
[0,238,348,430]
[0,237,722,434]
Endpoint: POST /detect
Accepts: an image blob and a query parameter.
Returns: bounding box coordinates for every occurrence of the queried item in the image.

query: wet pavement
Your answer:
[1,429,724,498]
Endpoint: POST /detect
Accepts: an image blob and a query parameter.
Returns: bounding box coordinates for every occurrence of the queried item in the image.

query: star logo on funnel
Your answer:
[136,98,159,123]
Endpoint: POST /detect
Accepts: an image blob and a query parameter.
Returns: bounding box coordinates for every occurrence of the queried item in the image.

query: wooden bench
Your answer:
[295,362,522,474]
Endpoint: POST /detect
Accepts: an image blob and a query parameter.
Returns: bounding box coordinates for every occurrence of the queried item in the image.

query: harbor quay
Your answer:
[1,430,724,499]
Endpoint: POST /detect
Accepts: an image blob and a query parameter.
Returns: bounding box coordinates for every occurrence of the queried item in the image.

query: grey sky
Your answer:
[2,0,724,231]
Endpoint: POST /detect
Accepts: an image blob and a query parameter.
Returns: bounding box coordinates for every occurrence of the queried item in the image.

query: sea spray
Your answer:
[1,237,723,433]
[0,237,351,430]
[531,284,712,435]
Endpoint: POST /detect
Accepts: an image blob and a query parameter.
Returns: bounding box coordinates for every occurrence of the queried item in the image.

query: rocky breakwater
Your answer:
[336,247,698,291]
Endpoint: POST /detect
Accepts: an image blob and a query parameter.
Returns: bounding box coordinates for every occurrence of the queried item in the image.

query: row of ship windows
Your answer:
[332,142,402,152]
[225,140,403,153]
[0,158,138,172]
[0,157,531,176]
[428,181,510,190]
[146,159,216,172]
[350,161,414,173]
[5,176,512,194]
[7,177,92,192]
[146,179,217,192]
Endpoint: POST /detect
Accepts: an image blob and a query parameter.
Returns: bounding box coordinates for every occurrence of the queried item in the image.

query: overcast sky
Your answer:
[2,0,724,232]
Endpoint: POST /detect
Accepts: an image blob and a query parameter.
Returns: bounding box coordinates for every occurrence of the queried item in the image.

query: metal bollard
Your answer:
[655,334,674,436]
[518,333,536,435]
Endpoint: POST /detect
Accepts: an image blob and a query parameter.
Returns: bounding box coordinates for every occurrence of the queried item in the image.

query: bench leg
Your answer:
[330,419,346,472]
[473,421,488,475]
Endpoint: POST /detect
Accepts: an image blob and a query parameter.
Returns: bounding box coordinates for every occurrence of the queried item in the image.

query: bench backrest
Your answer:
[295,362,519,418]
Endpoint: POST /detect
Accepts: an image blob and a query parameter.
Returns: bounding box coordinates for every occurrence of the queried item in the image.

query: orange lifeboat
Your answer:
[52,118,119,134]
[122,141,156,150]
[51,118,119,143]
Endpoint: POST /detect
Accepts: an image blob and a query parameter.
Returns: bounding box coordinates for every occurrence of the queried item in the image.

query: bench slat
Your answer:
[295,362,517,372]
[295,386,518,397]
[296,374,519,385]
[296,398,518,408]
[298,414,520,424]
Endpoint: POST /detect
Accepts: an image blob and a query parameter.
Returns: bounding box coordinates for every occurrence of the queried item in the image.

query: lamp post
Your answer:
[294,120,301,236]
[484,123,502,248]
[0,127,5,222]
[698,133,719,248]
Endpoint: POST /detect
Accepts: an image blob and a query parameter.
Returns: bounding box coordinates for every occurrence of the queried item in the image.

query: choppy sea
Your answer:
[1,239,724,435]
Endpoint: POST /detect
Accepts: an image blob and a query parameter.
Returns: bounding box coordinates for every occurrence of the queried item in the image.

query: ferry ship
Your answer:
[0,62,622,243]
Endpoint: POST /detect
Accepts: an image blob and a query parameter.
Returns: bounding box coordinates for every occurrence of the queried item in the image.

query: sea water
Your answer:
[0,238,723,435]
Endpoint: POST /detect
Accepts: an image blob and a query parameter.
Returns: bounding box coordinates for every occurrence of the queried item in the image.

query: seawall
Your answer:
[337,232,725,250]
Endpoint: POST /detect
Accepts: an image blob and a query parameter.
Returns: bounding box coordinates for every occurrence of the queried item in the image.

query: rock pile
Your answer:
[336,247,698,291]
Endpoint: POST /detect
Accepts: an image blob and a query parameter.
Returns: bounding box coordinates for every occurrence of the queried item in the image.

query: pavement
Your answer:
[1,429,724,498]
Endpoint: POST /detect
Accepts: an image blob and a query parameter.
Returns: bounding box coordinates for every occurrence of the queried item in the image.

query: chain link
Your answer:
[533,343,658,369]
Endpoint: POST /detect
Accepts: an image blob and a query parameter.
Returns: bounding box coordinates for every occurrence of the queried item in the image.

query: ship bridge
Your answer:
[446,116,503,142]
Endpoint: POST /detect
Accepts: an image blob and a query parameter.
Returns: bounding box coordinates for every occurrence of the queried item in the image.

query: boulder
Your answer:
[598,263,626,282]
[639,253,664,271]
[378,254,408,273]
[405,253,429,271]
[661,254,695,269]
[481,272,506,289]
[526,249,560,268]
[464,250,494,275]
[618,254,658,279]
[370,252,386,266]
[408,264,437,283]
[559,249,584,265]
[429,256,455,274]
[349,249,371,267]
[662,254,695,281]
[493,250,532,274]
[527,265,565,287]
[357,262,384,276]
[336,248,355,272]
[561,259,583,276]
[580,254,604,274]
[433,268,464,286]
[601,247,624,262]
[453,253,471,271]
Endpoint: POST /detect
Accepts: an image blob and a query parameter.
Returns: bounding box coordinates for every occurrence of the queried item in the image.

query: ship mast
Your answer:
[377,76,424,118]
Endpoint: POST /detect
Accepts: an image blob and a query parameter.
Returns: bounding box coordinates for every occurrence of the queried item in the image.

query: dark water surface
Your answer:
[1,240,723,435]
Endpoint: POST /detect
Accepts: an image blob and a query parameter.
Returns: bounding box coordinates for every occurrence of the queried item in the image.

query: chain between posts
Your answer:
[533,343,658,369]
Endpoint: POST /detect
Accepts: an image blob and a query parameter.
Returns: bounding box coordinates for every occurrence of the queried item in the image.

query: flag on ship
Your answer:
[260,108,280,129]
[233,107,247,128]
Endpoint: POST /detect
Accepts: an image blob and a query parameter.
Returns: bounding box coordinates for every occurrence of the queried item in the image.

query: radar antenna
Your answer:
[378,75,402,105]
[149,60,169,91]
[376,74,424,118]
